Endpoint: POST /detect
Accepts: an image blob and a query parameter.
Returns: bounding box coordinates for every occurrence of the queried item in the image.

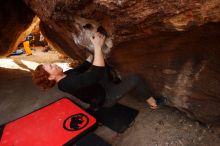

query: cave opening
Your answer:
[0,16,76,73]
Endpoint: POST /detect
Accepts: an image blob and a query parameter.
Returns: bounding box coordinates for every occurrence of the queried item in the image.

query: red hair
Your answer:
[32,65,56,90]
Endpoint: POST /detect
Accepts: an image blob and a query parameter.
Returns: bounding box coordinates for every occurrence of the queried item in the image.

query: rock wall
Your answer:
[0,0,219,125]
[110,23,220,125]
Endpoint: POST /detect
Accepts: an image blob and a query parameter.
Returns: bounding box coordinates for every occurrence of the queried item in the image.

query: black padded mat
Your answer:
[88,103,139,133]
[74,132,111,146]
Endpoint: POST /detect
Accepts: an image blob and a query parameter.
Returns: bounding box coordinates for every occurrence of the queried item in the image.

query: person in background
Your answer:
[23,34,33,56]
[32,32,159,111]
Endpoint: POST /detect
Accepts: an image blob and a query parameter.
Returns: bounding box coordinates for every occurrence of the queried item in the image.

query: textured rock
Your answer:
[110,23,220,125]
[0,0,220,125]
[24,0,220,46]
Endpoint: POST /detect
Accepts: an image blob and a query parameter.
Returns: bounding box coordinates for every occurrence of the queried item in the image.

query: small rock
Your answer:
[178,139,183,145]
[158,120,164,126]
[178,119,183,123]
[198,136,203,141]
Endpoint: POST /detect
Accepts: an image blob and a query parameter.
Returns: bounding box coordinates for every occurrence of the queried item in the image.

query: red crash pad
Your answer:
[0,98,96,146]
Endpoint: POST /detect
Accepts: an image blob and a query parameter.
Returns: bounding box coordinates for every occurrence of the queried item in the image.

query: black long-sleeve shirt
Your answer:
[58,61,106,108]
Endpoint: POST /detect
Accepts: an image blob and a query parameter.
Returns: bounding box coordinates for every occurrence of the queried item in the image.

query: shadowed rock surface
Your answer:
[110,23,220,125]
[0,0,220,126]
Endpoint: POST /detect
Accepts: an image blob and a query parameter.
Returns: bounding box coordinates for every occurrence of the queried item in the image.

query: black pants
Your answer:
[103,74,153,107]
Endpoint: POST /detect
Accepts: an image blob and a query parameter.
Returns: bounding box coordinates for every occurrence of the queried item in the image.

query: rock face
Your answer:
[0,0,220,125]
[111,23,220,125]
[23,0,220,51]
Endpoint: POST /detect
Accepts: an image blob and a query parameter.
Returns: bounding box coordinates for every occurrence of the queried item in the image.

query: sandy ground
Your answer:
[0,48,219,146]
